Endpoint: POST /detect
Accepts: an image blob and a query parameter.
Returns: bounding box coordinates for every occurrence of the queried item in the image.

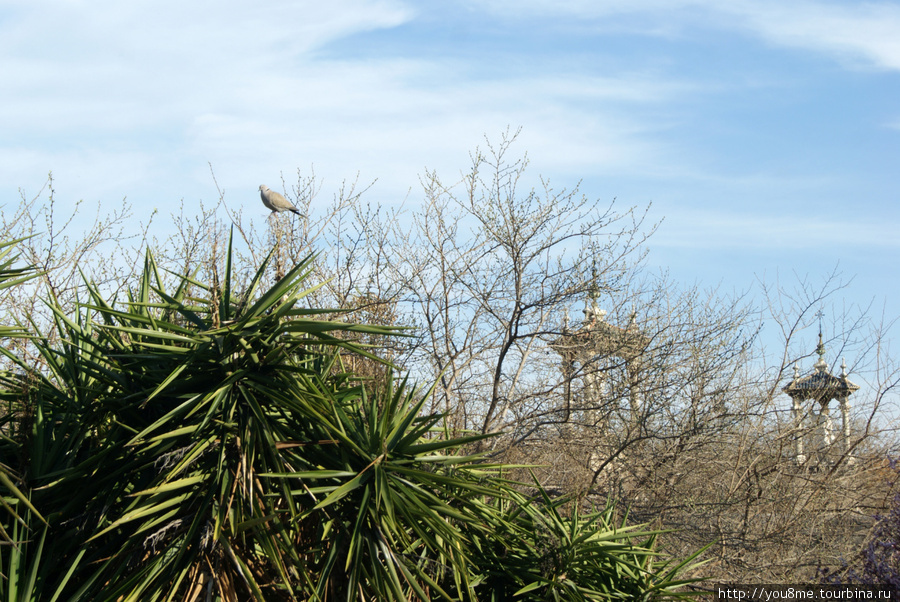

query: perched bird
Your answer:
[259,185,302,215]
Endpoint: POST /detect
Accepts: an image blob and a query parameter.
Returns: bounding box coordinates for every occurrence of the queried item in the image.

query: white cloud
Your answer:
[653,210,900,251]
[469,0,900,72]
[183,61,686,194]
[0,1,418,204]
[0,0,414,132]
[729,2,900,71]
[1,0,894,243]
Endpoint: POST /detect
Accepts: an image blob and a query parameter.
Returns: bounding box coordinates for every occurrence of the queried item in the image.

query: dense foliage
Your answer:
[0,235,700,601]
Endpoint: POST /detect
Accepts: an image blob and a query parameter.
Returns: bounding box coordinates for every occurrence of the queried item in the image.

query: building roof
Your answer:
[782,335,859,402]
[551,301,649,362]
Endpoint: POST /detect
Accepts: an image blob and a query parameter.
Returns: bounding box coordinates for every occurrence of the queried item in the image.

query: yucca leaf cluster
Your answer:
[0,235,701,601]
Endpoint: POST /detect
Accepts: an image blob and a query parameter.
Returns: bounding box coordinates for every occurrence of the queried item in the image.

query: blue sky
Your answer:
[2,0,899,347]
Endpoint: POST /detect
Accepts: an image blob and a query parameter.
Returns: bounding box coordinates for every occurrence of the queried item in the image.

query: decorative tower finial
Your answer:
[583,262,605,324]
[815,310,827,372]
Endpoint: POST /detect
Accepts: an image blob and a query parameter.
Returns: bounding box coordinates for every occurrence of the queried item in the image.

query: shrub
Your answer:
[0,232,701,600]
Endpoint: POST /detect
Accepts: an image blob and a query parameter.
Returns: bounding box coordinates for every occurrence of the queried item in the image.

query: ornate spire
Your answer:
[583,263,605,324]
[589,263,600,305]
[814,310,827,373]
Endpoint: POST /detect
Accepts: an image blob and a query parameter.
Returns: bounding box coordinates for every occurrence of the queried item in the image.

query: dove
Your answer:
[259,185,302,215]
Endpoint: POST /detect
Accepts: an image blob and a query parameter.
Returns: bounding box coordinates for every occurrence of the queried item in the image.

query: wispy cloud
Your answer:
[470,0,900,72]
[728,2,900,71]
[0,0,414,133]
[1,0,695,208]
[0,1,417,201]
[1,0,896,257]
[653,210,900,251]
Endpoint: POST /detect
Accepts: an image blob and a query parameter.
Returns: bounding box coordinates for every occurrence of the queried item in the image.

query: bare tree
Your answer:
[379,129,654,439]
[569,270,900,583]
[0,174,154,371]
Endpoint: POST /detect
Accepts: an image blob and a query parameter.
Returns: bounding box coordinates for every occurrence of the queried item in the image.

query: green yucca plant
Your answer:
[465,481,706,601]
[0,237,44,547]
[0,231,495,601]
[1,231,702,601]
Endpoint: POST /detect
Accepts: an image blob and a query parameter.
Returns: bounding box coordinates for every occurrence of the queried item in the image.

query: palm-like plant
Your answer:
[1,231,702,601]
[0,232,495,601]
[0,237,43,542]
[466,482,705,601]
